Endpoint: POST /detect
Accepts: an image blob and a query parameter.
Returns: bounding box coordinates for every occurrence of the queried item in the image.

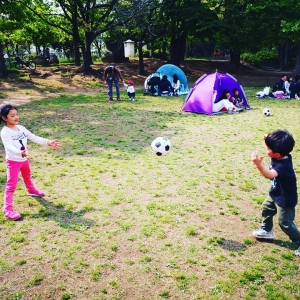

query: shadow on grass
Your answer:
[256,238,296,250]
[23,196,95,231]
[219,239,247,252]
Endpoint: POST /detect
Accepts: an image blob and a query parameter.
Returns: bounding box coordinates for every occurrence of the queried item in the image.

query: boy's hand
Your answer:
[48,140,62,150]
[263,134,268,140]
[251,150,263,165]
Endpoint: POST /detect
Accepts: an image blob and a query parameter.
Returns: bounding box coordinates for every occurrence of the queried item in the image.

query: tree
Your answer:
[0,0,27,74]
[157,0,217,66]
[112,0,163,75]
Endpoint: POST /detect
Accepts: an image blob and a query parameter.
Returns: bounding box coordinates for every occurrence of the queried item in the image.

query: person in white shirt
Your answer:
[212,90,240,113]
[124,80,136,101]
[172,74,180,96]
[0,104,61,220]
[285,76,293,96]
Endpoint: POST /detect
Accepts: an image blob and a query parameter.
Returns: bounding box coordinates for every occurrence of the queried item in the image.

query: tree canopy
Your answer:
[1,0,300,74]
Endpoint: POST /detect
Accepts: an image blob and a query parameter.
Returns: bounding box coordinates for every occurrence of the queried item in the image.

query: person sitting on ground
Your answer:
[289,75,300,99]
[216,89,231,103]
[212,90,241,114]
[231,88,251,109]
[285,76,293,96]
[172,74,180,96]
[269,75,287,98]
[159,75,172,96]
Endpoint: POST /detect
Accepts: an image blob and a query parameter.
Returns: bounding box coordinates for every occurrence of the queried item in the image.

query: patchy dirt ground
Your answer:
[0,58,292,105]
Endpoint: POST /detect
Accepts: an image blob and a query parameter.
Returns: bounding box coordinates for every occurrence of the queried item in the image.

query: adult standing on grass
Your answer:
[0,104,61,220]
[251,129,300,256]
[103,65,124,101]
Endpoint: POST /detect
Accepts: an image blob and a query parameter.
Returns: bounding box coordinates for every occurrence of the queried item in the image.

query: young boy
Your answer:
[231,88,251,109]
[251,129,300,256]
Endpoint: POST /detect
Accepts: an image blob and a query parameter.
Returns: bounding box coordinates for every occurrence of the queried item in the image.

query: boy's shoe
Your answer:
[4,210,21,220]
[234,107,244,112]
[107,98,113,101]
[132,98,135,101]
[27,190,45,197]
[295,247,300,256]
[252,228,275,239]
[117,98,121,101]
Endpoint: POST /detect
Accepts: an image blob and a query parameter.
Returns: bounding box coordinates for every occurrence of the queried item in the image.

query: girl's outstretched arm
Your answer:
[47,140,62,150]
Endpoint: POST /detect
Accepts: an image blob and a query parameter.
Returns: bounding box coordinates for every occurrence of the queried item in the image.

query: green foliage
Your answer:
[136,48,150,58]
[241,50,278,66]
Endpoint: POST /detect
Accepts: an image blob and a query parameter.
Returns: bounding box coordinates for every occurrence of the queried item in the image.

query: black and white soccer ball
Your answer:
[263,108,271,116]
[151,137,171,156]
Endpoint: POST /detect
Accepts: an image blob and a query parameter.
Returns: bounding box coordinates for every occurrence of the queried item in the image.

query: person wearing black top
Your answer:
[251,130,300,256]
[159,75,172,95]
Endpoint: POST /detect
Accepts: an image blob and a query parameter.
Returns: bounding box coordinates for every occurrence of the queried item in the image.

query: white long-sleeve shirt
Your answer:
[172,79,180,91]
[124,83,135,93]
[1,125,49,162]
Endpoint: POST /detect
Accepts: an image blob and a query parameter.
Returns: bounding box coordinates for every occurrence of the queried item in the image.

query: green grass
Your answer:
[1,87,300,299]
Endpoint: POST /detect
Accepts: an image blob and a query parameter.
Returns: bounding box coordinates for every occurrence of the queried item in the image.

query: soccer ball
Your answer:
[151,137,171,156]
[263,108,271,116]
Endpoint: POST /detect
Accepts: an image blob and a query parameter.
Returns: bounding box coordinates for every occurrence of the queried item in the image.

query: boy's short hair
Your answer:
[232,88,238,93]
[265,129,295,156]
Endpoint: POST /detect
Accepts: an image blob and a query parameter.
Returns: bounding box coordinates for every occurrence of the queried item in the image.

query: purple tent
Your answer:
[182,72,248,115]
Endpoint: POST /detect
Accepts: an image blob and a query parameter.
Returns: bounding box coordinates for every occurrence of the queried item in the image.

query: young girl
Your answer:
[172,74,180,96]
[0,104,61,220]
[124,80,135,101]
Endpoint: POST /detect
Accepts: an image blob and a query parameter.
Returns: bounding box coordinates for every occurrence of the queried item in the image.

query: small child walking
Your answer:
[0,104,61,220]
[124,80,136,101]
[251,129,300,256]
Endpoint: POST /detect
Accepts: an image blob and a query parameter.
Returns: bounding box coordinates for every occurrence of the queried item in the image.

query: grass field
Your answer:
[1,87,300,300]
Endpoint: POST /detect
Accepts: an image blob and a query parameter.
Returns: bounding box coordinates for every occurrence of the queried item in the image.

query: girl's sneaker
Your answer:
[27,190,45,197]
[4,210,21,220]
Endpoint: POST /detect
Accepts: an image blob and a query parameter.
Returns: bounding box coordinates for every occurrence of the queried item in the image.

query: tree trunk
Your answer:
[72,7,81,66]
[138,44,145,75]
[81,31,94,71]
[94,40,102,57]
[230,51,241,69]
[278,42,288,71]
[293,42,300,76]
[169,35,185,67]
[0,44,7,75]
[280,40,291,71]
[15,45,19,56]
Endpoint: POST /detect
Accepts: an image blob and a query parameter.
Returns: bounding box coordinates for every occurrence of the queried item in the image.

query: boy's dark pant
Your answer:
[262,196,300,245]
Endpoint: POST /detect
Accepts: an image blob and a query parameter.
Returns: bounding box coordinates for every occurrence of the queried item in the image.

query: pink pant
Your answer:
[3,159,37,212]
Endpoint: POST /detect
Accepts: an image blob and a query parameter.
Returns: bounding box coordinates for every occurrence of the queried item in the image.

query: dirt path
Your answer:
[0,58,291,105]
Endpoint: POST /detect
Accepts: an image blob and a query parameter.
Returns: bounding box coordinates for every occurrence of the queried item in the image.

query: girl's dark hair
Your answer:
[173,74,178,83]
[217,89,231,102]
[265,129,295,156]
[0,104,18,123]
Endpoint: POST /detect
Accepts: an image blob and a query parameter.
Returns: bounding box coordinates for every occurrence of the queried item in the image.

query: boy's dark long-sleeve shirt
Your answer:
[269,154,297,207]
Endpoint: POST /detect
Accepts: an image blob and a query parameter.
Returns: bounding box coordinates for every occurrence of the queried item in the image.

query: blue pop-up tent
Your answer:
[156,64,189,95]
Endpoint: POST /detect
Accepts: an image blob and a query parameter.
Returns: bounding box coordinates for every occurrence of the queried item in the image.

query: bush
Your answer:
[241,50,278,66]
[135,48,150,58]
[153,49,170,59]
